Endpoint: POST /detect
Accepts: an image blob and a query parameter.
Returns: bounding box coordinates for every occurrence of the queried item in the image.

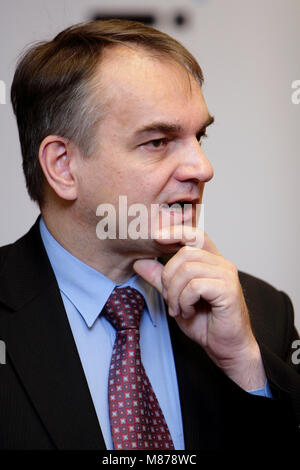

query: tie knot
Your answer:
[102,286,145,332]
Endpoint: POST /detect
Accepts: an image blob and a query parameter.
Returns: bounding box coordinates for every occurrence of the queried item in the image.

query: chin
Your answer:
[124,238,181,260]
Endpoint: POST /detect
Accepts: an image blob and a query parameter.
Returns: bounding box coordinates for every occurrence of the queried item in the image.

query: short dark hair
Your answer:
[11,19,204,205]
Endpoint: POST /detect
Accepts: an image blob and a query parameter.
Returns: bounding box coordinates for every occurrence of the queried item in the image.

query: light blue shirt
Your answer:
[39,218,272,450]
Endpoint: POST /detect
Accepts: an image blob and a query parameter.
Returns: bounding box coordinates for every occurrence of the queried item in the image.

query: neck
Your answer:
[41,207,140,284]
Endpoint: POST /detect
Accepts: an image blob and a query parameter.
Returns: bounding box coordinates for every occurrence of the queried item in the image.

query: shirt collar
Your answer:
[39,218,159,328]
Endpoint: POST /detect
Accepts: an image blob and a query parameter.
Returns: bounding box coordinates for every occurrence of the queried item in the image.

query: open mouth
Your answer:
[161,202,187,210]
[159,199,196,226]
[175,201,192,209]
[158,196,201,228]
[160,199,197,210]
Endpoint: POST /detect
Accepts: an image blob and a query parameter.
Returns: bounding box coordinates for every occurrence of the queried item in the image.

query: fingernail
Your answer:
[168,307,175,317]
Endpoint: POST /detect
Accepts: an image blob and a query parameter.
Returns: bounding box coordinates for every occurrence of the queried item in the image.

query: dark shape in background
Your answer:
[93,13,156,25]
[92,12,188,28]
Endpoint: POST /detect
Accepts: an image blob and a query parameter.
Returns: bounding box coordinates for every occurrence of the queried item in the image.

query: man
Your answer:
[0,20,299,450]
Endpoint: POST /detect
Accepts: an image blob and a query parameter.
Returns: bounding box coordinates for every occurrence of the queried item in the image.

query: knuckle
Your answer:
[189,278,200,292]
[181,261,191,275]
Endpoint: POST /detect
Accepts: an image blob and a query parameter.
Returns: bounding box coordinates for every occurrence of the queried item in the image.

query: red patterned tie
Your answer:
[102,286,175,450]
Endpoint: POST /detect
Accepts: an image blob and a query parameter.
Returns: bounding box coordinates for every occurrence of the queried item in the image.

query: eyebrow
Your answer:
[134,114,215,138]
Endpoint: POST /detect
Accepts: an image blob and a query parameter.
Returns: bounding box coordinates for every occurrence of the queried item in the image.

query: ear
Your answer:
[38,135,78,201]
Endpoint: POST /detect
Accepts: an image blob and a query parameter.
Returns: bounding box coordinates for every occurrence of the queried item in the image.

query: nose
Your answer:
[173,140,214,183]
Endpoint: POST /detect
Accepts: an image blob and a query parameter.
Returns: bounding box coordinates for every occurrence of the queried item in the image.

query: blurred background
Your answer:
[0,0,299,330]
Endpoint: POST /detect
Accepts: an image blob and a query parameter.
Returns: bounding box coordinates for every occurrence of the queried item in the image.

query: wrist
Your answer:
[211,340,267,391]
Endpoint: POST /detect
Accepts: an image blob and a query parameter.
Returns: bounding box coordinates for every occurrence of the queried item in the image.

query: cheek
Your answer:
[84,152,173,205]
[132,176,163,205]
[113,167,155,201]
[87,160,124,196]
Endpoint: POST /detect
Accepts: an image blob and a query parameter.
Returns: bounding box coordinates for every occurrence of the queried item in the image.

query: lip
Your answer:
[159,198,198,224]
[163,195,200,206]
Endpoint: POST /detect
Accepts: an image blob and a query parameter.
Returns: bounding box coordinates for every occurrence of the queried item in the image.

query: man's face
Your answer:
[74,46,214,256]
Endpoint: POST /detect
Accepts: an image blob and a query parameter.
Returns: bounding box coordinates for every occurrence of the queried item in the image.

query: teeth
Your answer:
[161,202,191,210]
[171,202,183,209]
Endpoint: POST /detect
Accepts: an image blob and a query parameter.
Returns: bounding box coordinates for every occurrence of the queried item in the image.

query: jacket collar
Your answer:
[0,217,105,449]
[0,216,56,311]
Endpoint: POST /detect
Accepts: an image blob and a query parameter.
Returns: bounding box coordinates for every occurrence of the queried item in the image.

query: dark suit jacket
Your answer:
[0,219,299,450]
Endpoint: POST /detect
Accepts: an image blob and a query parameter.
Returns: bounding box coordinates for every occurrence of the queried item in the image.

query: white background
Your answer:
[0,0,299,330]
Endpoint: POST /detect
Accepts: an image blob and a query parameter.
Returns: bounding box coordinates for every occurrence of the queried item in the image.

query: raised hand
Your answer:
[133,226,267,391]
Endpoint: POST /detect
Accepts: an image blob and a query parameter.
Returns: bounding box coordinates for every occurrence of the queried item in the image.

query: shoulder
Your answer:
[0,218,54,312]
[238,270,296,355]
[0,219,41,274]
[0,242,14,273]
[0,230,32,275]
[238,270,292,316]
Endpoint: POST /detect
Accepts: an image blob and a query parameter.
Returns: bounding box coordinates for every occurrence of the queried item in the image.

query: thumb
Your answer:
[133,259,164,294]
[202,231,222,256]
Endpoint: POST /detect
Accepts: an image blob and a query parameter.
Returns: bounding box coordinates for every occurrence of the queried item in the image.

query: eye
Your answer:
[145,138,169,149]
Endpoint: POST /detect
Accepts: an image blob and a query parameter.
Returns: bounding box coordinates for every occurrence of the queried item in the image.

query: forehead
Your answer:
[93,45,208,132]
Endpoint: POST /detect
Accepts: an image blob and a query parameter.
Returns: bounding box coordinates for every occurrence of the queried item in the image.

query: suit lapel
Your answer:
[0,219,105,449]
[167,314,234,450]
